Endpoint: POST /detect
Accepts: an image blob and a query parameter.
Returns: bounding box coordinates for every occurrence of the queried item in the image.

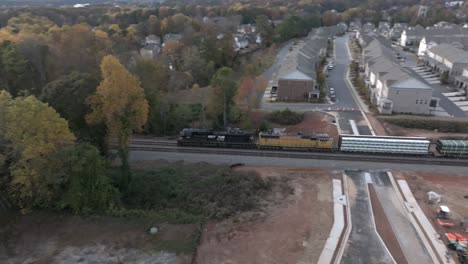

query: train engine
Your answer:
[177,128,255,148]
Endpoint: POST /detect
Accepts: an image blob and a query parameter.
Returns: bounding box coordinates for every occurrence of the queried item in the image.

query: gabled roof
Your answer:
[428,43,468,64]
[390,78,432,90]
[282,70,314,80]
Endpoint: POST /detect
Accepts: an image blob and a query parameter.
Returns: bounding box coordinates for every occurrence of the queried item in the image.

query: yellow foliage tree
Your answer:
[2,93,75,211]
[87,55,149,188]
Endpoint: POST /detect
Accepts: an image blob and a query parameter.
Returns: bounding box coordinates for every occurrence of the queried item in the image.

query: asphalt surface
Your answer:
[341,170,394,264]
[130,150,468,174]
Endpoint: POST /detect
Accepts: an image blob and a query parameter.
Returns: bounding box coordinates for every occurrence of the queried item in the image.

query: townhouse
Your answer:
[363,39,436,114]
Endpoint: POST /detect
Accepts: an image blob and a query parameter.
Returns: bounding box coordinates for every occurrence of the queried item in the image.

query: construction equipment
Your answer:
[436,205,455,227]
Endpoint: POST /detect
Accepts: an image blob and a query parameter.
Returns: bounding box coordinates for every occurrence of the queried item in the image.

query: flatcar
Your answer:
[177,128,255,148]
[258,132,334,151]
[436,139,468,156]
[339,135,431,155]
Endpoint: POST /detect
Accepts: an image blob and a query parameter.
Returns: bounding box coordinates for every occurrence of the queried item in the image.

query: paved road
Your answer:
[328,36,359,109]
[341,170,394,264]
[130,150,468,174]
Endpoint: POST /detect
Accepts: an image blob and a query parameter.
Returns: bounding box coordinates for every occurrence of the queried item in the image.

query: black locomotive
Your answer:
[177,128,255,148]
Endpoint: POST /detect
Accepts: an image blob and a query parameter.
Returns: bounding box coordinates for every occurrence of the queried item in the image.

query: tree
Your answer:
[0,41,37,96]
[208,67,236,128]
[87,55,149,189]
[41,71,99,134]
[255,15,274,46]
[134,58,170,133]
[181,47,214,87]
[58,144,118,214]
[3,93,75,211]
[47,24,111,79]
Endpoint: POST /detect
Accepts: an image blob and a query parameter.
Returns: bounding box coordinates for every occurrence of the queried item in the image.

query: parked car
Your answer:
[328,65,334,70]
[330,94,336,101]
[329,87,335,93]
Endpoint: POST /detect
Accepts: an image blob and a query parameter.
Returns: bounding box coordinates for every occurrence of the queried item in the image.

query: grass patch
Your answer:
[267,109,304,125]
[111,164,278,224]
[378,115,468,133]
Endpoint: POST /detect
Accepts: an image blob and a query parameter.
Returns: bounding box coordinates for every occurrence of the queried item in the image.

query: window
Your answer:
[424,100,428,104]
[416,99,419,104]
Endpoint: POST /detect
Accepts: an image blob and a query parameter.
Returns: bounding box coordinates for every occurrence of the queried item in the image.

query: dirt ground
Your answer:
[0,212,194,264]
[368,185,407,264]
[284,112,339,140]
[396,171,468,240]
[195,167,338,264]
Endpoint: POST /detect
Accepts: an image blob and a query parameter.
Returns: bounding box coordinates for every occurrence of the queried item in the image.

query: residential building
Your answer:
[399,25,425,46]
[418,35,468,56]
[233,34,252,50]
[145,34,161,45]
[388,23,408,41]
[420,43,468,81]
[162,33,182,46]
[445,1,464,8]
[363,38,436,114]
[417,5,429,18]
[276,28,332,102]
[140,43,161,59]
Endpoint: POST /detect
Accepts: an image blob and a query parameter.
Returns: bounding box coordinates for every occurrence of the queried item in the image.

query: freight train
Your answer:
[177,128,468,157]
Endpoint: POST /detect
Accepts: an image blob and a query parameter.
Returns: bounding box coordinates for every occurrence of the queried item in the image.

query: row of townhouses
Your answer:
[362,37,438,114]
[276,24,347,102]
[419,43,468,91]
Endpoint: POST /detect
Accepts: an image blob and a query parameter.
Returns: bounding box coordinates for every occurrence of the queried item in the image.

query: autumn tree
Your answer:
[47,24,111,79]
[208,67,236,128]
[87,55,149,189]
[235,76,267,110]
[1,92,75,211]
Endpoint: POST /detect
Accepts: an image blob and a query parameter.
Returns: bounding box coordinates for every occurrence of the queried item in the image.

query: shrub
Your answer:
[267,109,304,125]
[379,115,468,133]
[122,167,274,223]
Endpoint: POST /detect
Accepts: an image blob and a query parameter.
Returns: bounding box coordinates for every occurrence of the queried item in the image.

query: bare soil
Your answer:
[365,113,388,136]
[284,112,339,141]
[395,171,468,240]
[195,167,338,264]
[0,212,194,264]
[368,184,408,264]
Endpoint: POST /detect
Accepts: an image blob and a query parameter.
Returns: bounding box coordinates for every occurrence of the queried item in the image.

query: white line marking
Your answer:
[349,119,359,135]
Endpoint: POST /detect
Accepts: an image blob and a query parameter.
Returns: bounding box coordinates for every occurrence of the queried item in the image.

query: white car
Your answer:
[329,87,335,93]
[328,65,334,70]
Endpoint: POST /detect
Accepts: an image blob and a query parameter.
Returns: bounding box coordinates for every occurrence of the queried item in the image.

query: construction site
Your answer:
[194,167,468,264]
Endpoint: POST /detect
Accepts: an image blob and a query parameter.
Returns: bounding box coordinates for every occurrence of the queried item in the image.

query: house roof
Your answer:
[391,78,432,90]
[428,43,468,64]
[281,70,314,80]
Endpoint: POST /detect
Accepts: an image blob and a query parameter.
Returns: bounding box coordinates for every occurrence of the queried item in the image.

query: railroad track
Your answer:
[129,144,468,167]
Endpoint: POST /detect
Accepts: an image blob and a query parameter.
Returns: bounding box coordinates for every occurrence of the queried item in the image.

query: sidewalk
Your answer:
[343,40,370,113]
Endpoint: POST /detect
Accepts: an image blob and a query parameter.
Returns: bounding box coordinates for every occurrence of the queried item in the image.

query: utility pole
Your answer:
[223,84,227,128]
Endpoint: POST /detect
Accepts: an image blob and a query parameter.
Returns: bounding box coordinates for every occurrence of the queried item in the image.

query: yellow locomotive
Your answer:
[258,132,334,151]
